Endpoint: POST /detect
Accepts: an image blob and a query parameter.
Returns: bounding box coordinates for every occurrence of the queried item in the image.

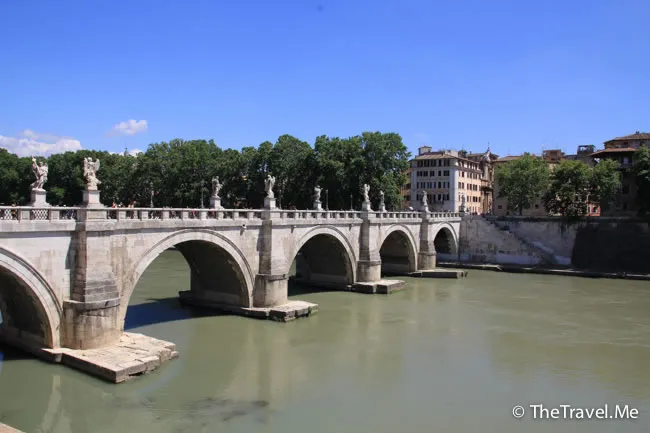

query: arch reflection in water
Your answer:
[0,252,412,433]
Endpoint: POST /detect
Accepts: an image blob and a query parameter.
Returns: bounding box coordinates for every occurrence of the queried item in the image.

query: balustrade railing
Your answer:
[0,206,79,221]
[0,206,462,223]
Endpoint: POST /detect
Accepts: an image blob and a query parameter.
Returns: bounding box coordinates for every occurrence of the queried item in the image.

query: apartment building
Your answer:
[408,146,484,213]
[465,148,498,214]
[590,131,650,216]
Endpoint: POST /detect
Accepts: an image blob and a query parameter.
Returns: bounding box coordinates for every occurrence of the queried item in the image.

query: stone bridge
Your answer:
[0,205,460,363]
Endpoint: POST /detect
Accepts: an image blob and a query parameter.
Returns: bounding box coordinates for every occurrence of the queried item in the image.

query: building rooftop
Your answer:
[591,147,638,156]
[495,155,525,163]
[604,131,650,144]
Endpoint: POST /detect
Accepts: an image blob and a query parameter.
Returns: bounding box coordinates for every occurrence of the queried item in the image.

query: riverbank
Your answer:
[437,262,650,281]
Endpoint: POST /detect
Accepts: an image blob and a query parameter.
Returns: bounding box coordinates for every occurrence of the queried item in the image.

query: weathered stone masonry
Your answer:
[0,206,460,355]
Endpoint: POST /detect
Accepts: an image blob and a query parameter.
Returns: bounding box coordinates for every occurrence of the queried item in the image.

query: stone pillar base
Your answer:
[83,189,102,207]
[313,200,322,211]
[418,252,437,270]
[264,197,276,210]
[62,298,122,350]
[379,203,386,212]
[361,201,372,212]
[29,188,49,207]
[210,196,222,209]
[357,259,382,282]
[253,273,288,307]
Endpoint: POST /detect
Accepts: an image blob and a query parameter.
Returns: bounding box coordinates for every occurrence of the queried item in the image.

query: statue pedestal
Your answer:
[313,200,322,211]
[361,201,372,212]
[378,202,386,212]
[80,189,106,220]
[29,188,49,207]
[83,189,102,207]
[210,196,222,209]
[264,197,276,210]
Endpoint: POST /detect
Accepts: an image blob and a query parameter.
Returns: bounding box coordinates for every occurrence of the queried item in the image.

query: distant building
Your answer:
[466,148,499,214]
[590,131,650,216]
[407,146,484,213]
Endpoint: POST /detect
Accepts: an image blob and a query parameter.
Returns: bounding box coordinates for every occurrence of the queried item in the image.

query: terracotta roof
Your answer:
[414,153,451,160]
[604,132,650,144]
[591,147,638,156]
[495,155,523,162]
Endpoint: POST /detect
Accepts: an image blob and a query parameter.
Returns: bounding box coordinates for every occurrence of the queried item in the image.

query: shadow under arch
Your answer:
[288,227,356,292]
[379,226,418,275]
[0,246,61,350]
[119,229,254,327]
[434,224,458,257]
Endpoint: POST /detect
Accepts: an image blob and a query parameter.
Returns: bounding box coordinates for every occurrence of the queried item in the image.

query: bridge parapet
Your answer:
[1,206,461,224]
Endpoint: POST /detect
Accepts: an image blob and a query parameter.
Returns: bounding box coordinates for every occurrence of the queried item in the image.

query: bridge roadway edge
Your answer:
[0,206,462,383]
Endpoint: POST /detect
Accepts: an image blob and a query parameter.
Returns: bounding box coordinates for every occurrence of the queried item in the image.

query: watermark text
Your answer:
[512,404,639,420]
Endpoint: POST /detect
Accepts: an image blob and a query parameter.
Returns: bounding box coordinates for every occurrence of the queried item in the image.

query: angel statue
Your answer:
[30,156,48,190]
[379,190,385,204]
[314,185,322,202]
[421,190,428,207]
[264,174,276,198]
[211,176,222,198]
[83,157,101,190]
[362,184,370,202]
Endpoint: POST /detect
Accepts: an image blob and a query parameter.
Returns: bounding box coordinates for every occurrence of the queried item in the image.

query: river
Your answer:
[1,250,649,432]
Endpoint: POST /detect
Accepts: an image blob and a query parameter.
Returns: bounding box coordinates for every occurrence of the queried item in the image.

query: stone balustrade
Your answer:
[0,206,461,224]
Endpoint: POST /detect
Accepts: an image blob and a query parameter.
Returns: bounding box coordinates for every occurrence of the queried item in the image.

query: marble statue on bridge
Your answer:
[211,176,222,198]
[379,190,386,211]
[362,184,370,202]
[30,156,48,190]
[265,175,276,198]
[83,157,101,190]
[421,190,428,209]
[313,185,322,210]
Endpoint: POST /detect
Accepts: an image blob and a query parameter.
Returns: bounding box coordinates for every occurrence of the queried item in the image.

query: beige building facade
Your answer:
[408,146,484,213]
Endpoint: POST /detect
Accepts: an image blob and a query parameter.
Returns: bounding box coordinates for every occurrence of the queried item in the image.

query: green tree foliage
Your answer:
[494,154,550,215]
[632,146,650,215]
[590,159,621,211]
[0,131,411,210]
[541,159,620,219]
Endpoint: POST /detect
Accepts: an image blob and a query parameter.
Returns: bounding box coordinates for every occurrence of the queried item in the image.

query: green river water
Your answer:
[1,250,649,432]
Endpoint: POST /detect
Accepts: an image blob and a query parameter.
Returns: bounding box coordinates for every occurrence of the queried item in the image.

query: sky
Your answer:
[1,0,649,159]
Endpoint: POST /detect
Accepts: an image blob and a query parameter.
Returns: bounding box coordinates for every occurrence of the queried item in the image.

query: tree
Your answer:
[494,154,550,215]
[632,146,650,215]
[590,158,621,212]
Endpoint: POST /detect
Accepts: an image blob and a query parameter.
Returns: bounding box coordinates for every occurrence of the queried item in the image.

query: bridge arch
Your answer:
[120,229,254,325]
[433,223,459,256]
[288,226,357,289]
[379,225,418,274]
[0,246,61,349]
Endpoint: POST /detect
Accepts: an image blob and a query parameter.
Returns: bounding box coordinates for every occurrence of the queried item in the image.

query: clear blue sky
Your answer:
[1,0,649,158]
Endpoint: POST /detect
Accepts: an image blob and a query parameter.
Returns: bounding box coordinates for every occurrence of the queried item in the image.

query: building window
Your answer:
[534,204,539,209]
[438,181,442,188]
[498,205,503,209]
[443,170,449,176]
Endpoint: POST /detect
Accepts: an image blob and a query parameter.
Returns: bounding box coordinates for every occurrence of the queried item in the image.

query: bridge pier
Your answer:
[62,223,122,349]
[417,211,438,270]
